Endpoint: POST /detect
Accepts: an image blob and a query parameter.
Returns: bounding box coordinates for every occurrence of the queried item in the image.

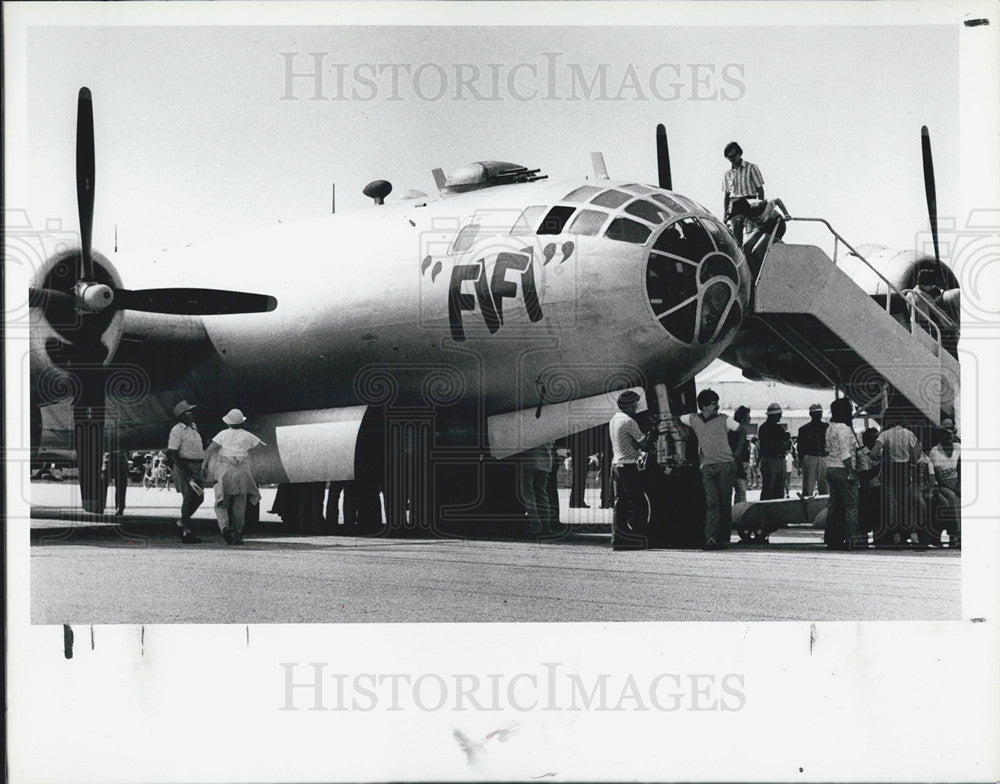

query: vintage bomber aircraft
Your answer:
[29,89,751,523]
[28,89,957,529]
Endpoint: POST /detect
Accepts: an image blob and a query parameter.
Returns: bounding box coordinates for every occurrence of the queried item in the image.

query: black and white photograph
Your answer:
[5,1,999,781]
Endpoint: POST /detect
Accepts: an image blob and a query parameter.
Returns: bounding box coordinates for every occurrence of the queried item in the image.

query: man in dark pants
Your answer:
[166,400,205,543]
[797,403,829,496]
[758,403,787,500]
[104,450,129,516]
[326,480,357,535]
[608,391,654,550]
[568,430,591,508]
[679,389,741,550]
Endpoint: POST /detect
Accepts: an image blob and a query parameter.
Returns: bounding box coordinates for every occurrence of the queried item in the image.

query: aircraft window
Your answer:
[700,216,736,250]
[654,217,714,260]
[452,223,482,253]
[674,195,711,216]
[622,183,657,195]
[699,254,740,285]
[659,299,697,344]
[647,253,698,315]
[510,205,547,236]
[651,193,685,213]
[605,217,652,245]
[590,190,631,209]
[624,199,669,225]
[564,185,603,202]
[717,302,743,344]
[567,209,609,236]
[537,205,577,235]
[697,281,732,344]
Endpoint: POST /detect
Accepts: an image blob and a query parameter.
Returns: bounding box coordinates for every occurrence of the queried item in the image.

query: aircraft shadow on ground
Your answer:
[29,510,954,555]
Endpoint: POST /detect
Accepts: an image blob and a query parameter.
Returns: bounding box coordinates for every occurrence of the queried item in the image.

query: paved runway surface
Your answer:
[28,484,960,624]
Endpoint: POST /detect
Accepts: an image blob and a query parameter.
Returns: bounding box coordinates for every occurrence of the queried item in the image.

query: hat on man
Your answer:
[809,403,823,413]
[766,402,782,415]
[617,390,640,408]
[173,400,197,417]
[222,408,246,426]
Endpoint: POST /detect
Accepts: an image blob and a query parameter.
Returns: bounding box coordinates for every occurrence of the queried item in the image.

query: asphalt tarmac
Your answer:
[28,483,960,624]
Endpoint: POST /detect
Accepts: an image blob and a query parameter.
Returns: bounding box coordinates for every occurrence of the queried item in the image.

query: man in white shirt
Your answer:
[166,400,206,544]
[679,389,741,550]
[609,391,654,550]
[869,418,921,547]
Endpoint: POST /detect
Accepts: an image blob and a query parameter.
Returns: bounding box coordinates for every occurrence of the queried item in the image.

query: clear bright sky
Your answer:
[8,4,969,261]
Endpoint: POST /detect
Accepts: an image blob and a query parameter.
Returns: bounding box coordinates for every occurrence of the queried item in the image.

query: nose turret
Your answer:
[645,208,749,347]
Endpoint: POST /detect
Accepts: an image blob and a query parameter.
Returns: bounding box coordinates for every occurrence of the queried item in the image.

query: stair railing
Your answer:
[765,217,955,352]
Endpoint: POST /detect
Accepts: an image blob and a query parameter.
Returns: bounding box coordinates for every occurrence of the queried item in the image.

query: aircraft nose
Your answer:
[645,214,747,346]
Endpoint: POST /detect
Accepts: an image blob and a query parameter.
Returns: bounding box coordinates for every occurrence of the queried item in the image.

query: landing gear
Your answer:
[737,525,769,544]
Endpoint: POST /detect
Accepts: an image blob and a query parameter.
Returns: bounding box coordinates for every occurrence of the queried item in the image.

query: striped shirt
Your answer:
[724,161,764,199]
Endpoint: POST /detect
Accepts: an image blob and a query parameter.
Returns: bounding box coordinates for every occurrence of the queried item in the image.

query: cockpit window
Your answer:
[624,199,670,225]
[651,192,686,213]
[605,217,652,245]
[590,190,631,209]
[563,185,603,202]
[510,205,547,236]
[567,209,610,236]
[452,223,482,253]
[653,217,714,260]
[537,205,577,235]
[673,195,711,216]
[621,183,657,195]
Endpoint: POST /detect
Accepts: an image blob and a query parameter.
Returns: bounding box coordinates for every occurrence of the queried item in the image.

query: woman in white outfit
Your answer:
[203,409,265,545]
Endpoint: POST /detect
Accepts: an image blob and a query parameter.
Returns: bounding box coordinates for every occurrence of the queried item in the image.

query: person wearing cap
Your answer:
[608,390,656,550]
[797,403,829,497]
[167,400,206,544]
[679,389,741,550]
[203,409,266,545]
[758,403,787,500]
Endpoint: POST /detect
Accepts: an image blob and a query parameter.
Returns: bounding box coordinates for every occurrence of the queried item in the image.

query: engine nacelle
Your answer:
[29,247,125,407]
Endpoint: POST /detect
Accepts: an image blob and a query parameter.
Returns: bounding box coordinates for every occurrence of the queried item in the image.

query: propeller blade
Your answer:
[656,124,672,191]
[70,357,108,514]
[76,87,96,281]
[113,287,278,315]
[28,286,76,309]
[921,125,941,267]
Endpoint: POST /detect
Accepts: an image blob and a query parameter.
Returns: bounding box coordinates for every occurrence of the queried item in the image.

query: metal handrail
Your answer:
[769,216,956,346]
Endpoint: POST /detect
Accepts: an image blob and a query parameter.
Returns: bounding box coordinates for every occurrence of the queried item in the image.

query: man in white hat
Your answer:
[166,400,205,543]
[758,403,787,500]
[797,403,829,497]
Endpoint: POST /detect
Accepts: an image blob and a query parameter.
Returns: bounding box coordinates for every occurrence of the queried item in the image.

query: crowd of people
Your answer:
[601,387,961,552]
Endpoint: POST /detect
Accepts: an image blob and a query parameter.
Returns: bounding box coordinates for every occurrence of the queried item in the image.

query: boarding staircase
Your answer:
[749,219,959,425]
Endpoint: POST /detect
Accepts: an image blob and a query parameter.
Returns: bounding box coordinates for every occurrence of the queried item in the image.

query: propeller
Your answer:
[76,87,96,282]
[656,124,672,190]
[33,88,278,512]
[921,125,943,284]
